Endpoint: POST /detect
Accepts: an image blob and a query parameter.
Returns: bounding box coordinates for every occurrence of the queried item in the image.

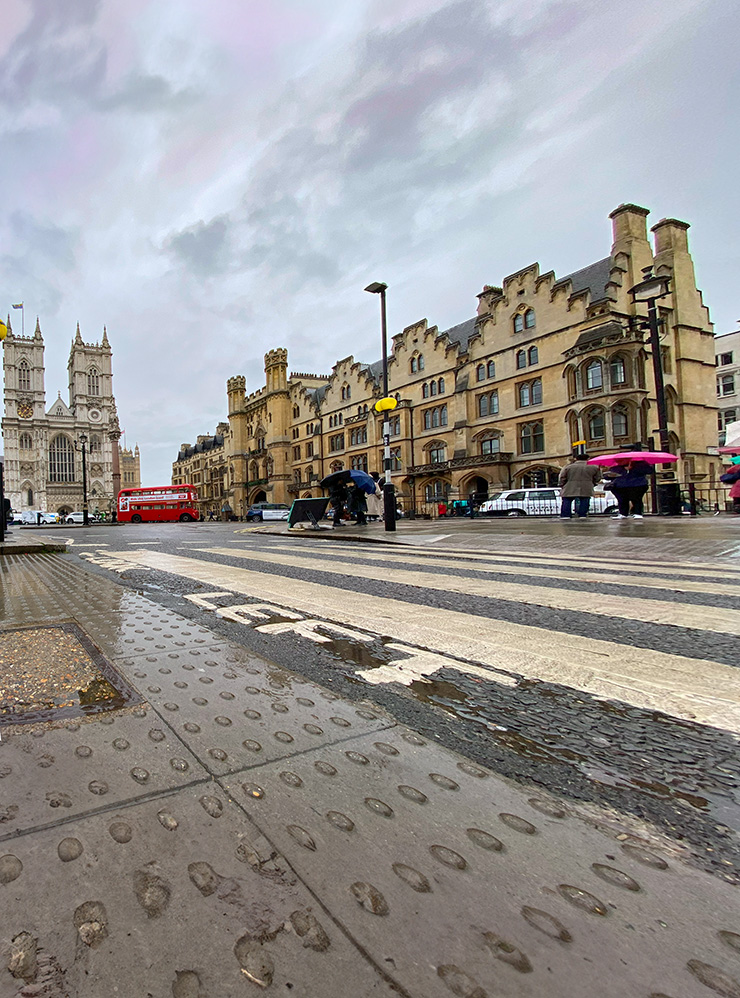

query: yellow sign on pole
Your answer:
[0,320,7,341]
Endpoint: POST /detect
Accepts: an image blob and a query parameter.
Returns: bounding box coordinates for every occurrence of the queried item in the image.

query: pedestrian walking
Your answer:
[328,481,348,528]
[720,457,740,514]
[347,482,368,525]
[558,454,601,518]
[605,458,652,518]
[366,473,383,521]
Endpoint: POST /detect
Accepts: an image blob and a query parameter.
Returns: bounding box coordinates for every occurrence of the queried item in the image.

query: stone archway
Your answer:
[251,489,267,504]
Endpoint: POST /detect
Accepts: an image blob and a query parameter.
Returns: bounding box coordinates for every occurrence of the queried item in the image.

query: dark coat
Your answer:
[348,488,367,514]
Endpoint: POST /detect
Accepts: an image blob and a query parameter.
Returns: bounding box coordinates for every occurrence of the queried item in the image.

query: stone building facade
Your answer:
[715,330,739,445]
[2,317,124,515]
[119,443,141,489]
[175,204,718,513]
[172,423,229,516]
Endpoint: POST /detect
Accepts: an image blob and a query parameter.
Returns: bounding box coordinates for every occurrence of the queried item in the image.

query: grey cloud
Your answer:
[166,216,232,275]
[0,0,106,106]
[97,73,199,113]
[9,212,78,272]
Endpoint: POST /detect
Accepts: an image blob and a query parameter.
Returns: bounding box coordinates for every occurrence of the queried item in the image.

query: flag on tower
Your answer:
[12,303,23,309]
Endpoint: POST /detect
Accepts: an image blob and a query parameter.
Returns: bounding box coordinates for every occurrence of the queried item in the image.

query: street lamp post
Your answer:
[629,268,672,455]
[76,434,89,526]
[365,282,397,532]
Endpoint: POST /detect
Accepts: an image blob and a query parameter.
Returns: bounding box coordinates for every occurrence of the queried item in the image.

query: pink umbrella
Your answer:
[586,451,678,467]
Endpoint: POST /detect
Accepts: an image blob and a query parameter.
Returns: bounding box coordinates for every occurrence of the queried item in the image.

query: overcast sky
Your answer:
[2,0,738,485]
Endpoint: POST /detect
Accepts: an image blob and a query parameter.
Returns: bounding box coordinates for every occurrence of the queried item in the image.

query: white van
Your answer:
[20,510,58,524]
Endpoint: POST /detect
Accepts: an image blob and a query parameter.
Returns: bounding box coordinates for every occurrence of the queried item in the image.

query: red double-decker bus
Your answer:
[117,485,200,523]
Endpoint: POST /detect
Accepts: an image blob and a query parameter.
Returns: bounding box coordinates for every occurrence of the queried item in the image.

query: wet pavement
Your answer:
[1,538,739,996]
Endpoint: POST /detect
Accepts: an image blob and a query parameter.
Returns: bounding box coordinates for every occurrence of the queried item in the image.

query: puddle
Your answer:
[0,623,141,726]
[316,630,395,671]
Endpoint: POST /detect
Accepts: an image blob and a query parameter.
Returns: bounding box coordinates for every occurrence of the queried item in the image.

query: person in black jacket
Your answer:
[328,481,348,527]
[347,483,368,526]
[606,459,652,518]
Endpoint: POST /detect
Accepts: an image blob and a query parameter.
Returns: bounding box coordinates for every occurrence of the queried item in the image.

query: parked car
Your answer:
[478,487,617,517]
[246,502,290,522]
[20,510,59,524]
[65,512,86,524]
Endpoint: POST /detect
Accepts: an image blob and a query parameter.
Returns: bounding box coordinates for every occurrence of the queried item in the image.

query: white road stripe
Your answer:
[195,547,740,635]
[260,541,740,597]
[115,549,740,732]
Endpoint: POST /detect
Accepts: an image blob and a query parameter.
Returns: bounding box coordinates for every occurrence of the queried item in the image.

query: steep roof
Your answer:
[559,257,611,301]
[438,317,477,352]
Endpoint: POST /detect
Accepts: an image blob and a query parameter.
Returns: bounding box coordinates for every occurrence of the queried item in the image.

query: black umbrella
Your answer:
[320,469,376,494]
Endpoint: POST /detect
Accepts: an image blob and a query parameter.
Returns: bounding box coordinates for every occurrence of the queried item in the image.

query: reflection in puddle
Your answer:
[317,631,394,671]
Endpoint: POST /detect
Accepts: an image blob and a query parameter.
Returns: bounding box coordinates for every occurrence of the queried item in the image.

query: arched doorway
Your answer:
[467,476,489,502]
[251,489,267,504]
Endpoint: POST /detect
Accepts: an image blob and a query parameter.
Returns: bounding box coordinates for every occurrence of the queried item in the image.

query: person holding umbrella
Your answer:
[604,458,652,519]
[328,480,348,527]
[348,482,368,525]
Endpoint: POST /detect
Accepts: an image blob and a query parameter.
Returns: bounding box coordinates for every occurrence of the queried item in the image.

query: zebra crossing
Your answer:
[78,536,740,736]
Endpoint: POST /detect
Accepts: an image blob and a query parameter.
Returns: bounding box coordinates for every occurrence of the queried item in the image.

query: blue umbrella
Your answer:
[348,469,377,494]
[320,469,377,494]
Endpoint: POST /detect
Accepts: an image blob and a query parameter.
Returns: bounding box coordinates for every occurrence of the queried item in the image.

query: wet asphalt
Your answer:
[60,522,740,884]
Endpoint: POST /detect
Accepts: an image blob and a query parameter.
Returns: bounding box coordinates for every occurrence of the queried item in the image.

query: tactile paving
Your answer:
[222,726,740,998]
[0,785,398,998]
[111,645,394,776]
[0,707,208,836]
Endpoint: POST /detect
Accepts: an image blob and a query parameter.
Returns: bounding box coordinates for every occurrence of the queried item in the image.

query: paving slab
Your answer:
[0,706,208,837]
[0,786,397,998]
[222,727,740,998]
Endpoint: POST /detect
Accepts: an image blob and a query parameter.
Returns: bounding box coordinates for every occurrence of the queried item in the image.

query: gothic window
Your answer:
[528,345,538,365]
[524,309,536,329]
[428,443,446,463]
[19,432,33,450]
[306,441,314,457]
[330,460,344,472]
[293,405,300,418]
[612,405,629,438]
[422,382,429,398]
[476,365,485,382]
[487,360,495,379]
[350,454,368,471]
[350,426,368,446]
[586,360,603,391]
[478,391,499,417]
[389,415,401,435]
[418,354,425,371]
[586,407,606,441]
[49,435,75,482]
[429,380,437,396]
[390,447,402,471]
[513,314,524,333]
[440,404,448,426]
[424,479,449,501]
[329,433,344,452]
[480,435,501,455]
[516,349,527,369]
[438,378,445,394]
[610,355,627,386]
[518,421,544,454]
[518,379,542,407]
[87,368,100,396]
[307,466,314,479]
[18,360,30,392]
[27,488,33,506]
[293,445,301,460]
[89,435,101,452]
[411,357,417,373]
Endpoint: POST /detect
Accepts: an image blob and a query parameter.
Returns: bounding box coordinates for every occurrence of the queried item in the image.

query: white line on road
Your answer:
[196,546,740,635]
[114,549,740,732]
